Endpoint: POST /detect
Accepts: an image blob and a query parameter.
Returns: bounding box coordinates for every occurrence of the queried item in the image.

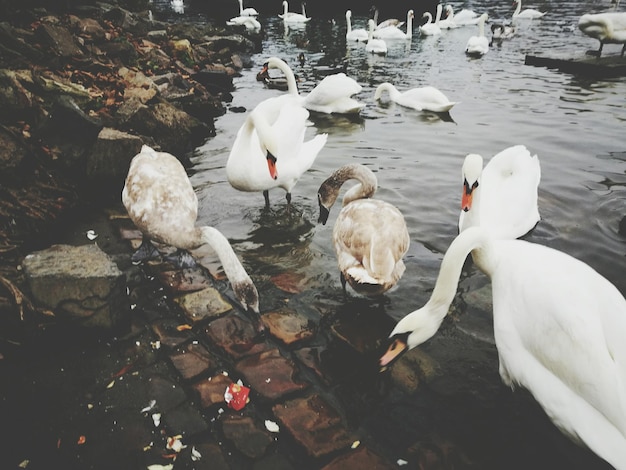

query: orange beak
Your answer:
[461,181,475,212]
[266,152,278,180]
[379,337,408,370]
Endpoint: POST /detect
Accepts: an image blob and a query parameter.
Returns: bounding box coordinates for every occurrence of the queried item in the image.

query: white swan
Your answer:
[512,0,546,20]
[279,0,310,23]
[226,15,261,32]
[447,6,481,26]
[419,11,441,36]
[261,57,365,114]
[438,5,460,29]
[226,97,327,207]
[346,10,368,42]
[373,9,414,40]
[170,0,184,14]
[379,226,626,470]
[374,82,457,113]
[122,145,262,326]
[317,164,410,296]
[490,22,516,42]
[578,11,626,57]
[236,0,258,16]
[458,146,541,240]
[465,13,489,57]
[370,6,405,30]
[366,19,388,54]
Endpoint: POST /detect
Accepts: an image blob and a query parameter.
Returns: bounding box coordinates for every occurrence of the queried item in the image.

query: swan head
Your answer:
[346,9,352,19]
[379,307,442,369]
[461,153,483,212]
[232,279,265,333]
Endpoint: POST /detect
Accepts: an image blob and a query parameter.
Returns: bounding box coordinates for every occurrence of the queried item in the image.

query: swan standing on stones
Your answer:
[465,13,489,56]
[374,82,457,113]
[279,0,310,23]
[373,9,414,40]
[419,11,441,36]
[512,0,546,20]
[458,146,541,240]
[260,57,365,114]
[236,0,258,16]
[366,19,388,54]
[318,164,410,296]
[122,145,263,328]
[226,97,327,207]
[346,10,368,42]
[578,10,626,57]
[380,226,626,470]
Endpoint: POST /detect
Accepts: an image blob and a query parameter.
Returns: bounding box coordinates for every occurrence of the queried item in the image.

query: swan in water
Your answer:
[458,146,541,240]
[419,11,442,36]
[226,97,327,207]
[369,5,405,30]
[261,57,365,114]
[379,226,626,469]
[345,10,368,42]
[512,0,546,20]
[490,22,516,43]
[226,15,261,32]
[374,82,457,113]
[122,145,263,328]
[578,10,626,57]
[373,9,414,39]
[438,5,460,29]
[366,19,388,54]
[445,5,481,26]
[236,0,258,16]
[317,164,410,296]
[279,0,310,23]
[465,13,489,57]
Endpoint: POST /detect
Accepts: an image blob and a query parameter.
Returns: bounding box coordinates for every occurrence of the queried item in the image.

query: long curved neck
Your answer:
[478,15,486,36]
[198,226,250,284]
[346,12,352,33]
[435,4,443,23]
[424,12,433,25]
[319,164,377,211]
[238,0,243,15]
[268,58,299,95]
[283,1,289,15]
[513,0,521,16]
[406,11,413,37]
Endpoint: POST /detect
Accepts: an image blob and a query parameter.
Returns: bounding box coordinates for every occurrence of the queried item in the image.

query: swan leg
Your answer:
[263,190,270,208]
[622,43,625,57]
[285,192,292,205]
[340,272,347,293]
[586,41,603,57]
[131,238,161,264]
[164,249,197,269]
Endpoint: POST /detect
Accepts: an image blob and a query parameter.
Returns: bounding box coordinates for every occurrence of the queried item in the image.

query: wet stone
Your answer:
[272,393,355,458]
[188,440,230,470]
[388,347,441,394]
[270,271,307,294]
[161,401,209,438]
[262,308,315,345]
[174,286,233,324]
[158,267,213,294]
[252,452,296,470]
[330,309,396,354]
[147,374,188,413]
[321,446,395,470]
[168,342,217,380]
[235,348,309,401]
[221,414,274,459]
[191,373,232,409]
[204,314,271,359]
[294,347,329,384]
[151,318,194,349]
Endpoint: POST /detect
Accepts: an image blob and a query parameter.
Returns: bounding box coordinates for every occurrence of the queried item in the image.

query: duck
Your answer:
[373,9,414,40]
[578,10,626,57]
[374,82,457,113]
[380,225,626,470]
[317,163,410,296]
[226,97,327,207]
[465,13,489,57]
[445,5,481,26]
[419,11,442,36]
[458,146,541,240]
[366,19,388,54]
[236,0,258,16]
[261,57,365,114]
[226,15,261,32]
[279,0,310,23]
[122,145,263,329]
[512,0,546,20]
[346,9,369,42]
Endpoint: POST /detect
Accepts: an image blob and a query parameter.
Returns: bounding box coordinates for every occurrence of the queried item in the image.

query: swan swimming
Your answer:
[226,96,327,207]
[366,19,388,54]
[279,0,310,23]
[374,82,457,113]
[373,9,414,40]
[236,0,258,16]
[578,10,626,57]
[419,11,441,36]
[317,164,410,296]
[122,145,263,328]
[260,57,365,114]
[458,145,541,240]
[512,0,546,20]
[465,13,489,57]
[345,9,368,42]
[380,226,626,469]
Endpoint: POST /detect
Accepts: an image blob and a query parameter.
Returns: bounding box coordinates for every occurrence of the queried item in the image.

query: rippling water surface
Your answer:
[159,0,625,467]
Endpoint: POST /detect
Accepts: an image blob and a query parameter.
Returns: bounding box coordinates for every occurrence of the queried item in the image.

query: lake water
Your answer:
[159,0,625,467]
